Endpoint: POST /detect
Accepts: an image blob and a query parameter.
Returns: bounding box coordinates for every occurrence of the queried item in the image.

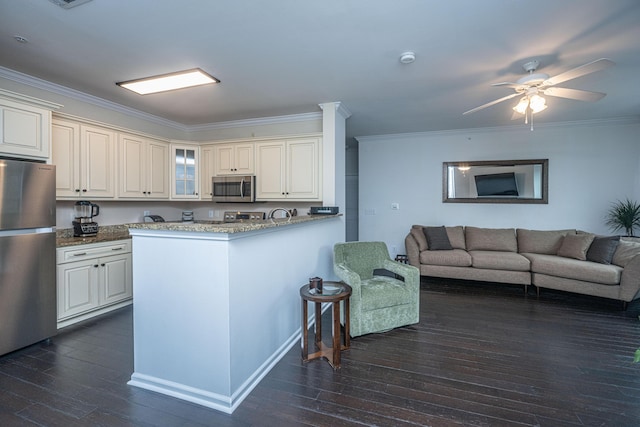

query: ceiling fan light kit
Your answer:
[463,58,615,129]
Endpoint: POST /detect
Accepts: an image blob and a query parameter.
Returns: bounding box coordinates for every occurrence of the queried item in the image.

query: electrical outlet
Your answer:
[208,210,214,218]
[143,210,150,216]
[391,203,400,210]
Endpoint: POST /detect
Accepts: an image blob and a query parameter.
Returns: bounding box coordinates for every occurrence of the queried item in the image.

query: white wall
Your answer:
[357,119,640,258]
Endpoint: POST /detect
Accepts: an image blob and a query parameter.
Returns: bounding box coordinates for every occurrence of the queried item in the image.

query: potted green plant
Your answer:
[605,198,640,237]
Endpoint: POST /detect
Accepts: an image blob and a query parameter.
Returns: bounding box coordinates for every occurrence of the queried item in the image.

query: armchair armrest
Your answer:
[334,262,364,310]
[382,259,420,291]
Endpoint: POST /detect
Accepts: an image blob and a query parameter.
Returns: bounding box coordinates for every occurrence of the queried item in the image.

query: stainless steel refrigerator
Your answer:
[0,158,57,356]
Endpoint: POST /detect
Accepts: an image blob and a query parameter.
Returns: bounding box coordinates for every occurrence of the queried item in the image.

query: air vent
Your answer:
[48,0,93,9]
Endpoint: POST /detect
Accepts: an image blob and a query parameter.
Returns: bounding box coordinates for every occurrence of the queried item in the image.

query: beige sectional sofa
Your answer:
[405,225,640,305]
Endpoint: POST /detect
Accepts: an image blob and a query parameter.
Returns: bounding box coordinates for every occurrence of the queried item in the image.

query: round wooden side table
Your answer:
[299,281,352,369]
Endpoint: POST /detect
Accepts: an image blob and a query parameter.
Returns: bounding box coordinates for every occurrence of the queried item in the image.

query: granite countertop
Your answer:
[56,225,131,248]
[56,215,341,247]
[127,214,341,234]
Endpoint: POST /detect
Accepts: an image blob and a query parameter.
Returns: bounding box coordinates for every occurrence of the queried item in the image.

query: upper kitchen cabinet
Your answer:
[171,143,200,199]
[213,143,254,175]
[0,89,61,160]
[200,145,215,199]
[255,137,322,201]
[52,118,116,199]
[119,133,169,199]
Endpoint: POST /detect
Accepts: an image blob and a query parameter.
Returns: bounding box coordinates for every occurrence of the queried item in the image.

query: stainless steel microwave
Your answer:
[212,175,256,203]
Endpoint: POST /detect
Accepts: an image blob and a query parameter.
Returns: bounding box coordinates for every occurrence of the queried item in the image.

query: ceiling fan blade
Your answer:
[542,87,606,102]
[542,58,615,87]
[491,82,526,90]
[463,92,521,115]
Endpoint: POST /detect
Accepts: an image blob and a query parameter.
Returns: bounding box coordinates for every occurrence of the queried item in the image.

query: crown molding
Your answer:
[319,101,352,119]
[0,87,62,110]
[355,116,640,143]
[187,111,322,132]
[0,66,323,133]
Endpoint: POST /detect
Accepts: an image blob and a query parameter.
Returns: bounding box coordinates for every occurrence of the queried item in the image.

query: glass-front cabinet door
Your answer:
[171,143,199,199]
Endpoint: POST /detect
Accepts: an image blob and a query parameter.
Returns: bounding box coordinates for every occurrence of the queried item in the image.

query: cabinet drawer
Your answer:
[57,240,131,263]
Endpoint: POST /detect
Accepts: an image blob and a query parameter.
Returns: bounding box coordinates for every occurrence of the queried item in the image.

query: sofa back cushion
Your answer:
[411,225,466,250]
[410,225,428,251]
[612,240,640,267]
[465,227,517,252]
[517,229,575,254]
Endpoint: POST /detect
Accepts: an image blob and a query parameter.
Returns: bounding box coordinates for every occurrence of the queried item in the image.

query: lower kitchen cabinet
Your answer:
[56,240,132,328]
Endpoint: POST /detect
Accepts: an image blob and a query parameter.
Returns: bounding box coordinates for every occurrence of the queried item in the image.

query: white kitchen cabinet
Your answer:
[171,143,200,199]
[56,240,132,328]
[119,132,169,199]
[200,145,215,199]
[52,118,116,199]
[0,89,59,160]
[213,143,254,175]
[255,137,321,200]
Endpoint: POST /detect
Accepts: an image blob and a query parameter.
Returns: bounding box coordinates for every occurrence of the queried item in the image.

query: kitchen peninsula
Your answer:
[127,214,343,414]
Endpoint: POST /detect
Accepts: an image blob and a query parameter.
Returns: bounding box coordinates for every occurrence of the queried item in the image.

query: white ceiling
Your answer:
[1,0,639,139]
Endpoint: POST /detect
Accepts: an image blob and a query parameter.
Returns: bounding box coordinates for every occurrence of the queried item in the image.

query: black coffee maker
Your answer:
[72,200,100,237]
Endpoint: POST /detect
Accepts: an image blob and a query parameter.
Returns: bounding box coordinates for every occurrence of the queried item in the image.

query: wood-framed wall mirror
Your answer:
[443,159,548,204]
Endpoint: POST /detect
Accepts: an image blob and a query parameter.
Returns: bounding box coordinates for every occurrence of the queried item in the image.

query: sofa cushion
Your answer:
[424,226,453,250]
[612,240,640,267]
[586,236,620,264]
[360,276,413,311]
[469,250,530,271]
[557,233,595,260]
[420,248,471,267]
[410,225,428,251]
[411,225,466,250]
[524,253,622,285]
[465,227,517,252]
[446,226,466,250]
[517,229,575,254]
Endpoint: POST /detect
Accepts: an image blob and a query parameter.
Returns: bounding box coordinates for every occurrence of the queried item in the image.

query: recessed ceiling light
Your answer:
[13,35,29,43]
[116,68,220,95]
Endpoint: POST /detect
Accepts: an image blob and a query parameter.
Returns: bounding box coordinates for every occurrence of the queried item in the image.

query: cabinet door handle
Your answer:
[111,247,123,251]
[75,189,81,193]
[101,263,105,267]
[73,252,87,256]
[82,189,87,192]
[93,264,99,268]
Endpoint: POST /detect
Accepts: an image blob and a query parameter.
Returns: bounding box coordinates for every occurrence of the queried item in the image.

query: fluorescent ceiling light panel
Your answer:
[116,68,219,95]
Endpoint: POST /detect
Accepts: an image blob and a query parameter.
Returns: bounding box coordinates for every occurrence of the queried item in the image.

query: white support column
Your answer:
[319,102,351,212]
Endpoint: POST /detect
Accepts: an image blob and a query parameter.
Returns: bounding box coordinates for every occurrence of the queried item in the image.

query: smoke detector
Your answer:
[399,52,416,64]
[49,0,93,9]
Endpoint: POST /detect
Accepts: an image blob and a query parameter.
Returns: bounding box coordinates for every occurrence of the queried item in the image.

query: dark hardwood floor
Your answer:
[2,278,640,426]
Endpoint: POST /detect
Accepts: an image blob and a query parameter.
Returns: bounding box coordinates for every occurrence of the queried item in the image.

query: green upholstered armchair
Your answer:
[333,242,420,337]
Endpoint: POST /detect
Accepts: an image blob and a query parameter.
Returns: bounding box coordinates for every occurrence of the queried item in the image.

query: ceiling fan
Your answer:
[463,58,615,127]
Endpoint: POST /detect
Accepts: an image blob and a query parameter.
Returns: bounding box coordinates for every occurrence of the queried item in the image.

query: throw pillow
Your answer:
[586,236,620,264]
[423,226,453,250]
[557,233,595,260]
[612,240,640,267]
